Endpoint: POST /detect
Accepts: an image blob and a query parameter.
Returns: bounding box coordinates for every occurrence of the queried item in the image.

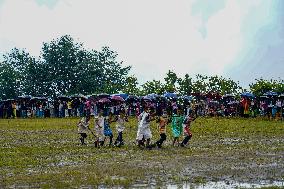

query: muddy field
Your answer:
[0,117,283,188]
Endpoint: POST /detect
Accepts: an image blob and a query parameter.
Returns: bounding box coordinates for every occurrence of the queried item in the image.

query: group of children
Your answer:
[77,105,195,149]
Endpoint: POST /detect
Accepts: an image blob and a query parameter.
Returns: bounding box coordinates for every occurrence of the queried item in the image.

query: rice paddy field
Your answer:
[0,117,284,188]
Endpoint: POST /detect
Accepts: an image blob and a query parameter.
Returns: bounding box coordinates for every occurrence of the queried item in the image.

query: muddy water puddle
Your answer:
[167,180,284,189]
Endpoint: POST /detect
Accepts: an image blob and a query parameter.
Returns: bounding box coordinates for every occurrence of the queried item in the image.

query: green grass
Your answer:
[0,117,283,188]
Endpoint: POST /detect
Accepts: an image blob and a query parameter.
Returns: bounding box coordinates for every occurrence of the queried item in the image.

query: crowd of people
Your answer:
[1,92,283,148]
[0,92,283,120]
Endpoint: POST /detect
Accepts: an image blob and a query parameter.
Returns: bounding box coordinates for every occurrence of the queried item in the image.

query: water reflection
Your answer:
[167,180,284,189]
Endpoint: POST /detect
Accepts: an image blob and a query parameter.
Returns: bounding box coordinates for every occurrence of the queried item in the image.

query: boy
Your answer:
[77,117,89,145]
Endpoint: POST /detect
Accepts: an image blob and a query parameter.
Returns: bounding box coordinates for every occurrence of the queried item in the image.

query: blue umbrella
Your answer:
[146,93,159,100]
[180,95,193,101]
[163,92,178,99]
[112,93,129,100]
[263,91,278,97]
[241,92,255,98]
[142,96,152,101]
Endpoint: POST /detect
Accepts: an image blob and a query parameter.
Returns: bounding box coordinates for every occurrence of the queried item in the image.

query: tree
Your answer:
[164,70,178,93]
[41,35,87,96]
[0,62,20,99]
[141,80,165,95]
[192,74,208,93]
[250,78,284,96]
[122,75,140,95]
[95,47,131,94]
[207,75,242,95]
[177,74,193,95]
[41,36,131,96]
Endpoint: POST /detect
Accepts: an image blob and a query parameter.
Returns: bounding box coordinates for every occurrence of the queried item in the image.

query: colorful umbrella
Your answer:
[163,92,178,99]
[111,95,125,102]
[241,92,255,98]
[263,91,278,97]
[98,98,111,103]
[112,93,128,100]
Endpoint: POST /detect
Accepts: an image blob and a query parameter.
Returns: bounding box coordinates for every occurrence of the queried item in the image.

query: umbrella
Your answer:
[241,92,255,98]
[31,97,47,101]
[98,98,111,103]
[180,95,193,101]
[126,95,139,102]
[163,92,178,99]
[17,95,32,100]
[97,93,110,99]
[70,94,87,99]
[263,91,278,97]
[111,95,125,102]
[223,94,235,98]
[112,93,128,100]
[259,95,269,100]
[227,101,239,105]
[57,95,70,101]
[145,93,159,100]
[142,96,152,102]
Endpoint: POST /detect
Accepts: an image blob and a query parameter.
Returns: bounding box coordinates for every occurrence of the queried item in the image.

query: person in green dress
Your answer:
[171,106,184,146]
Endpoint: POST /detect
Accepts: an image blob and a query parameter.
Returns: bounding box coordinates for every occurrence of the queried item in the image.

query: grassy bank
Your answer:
[0,117,283,188]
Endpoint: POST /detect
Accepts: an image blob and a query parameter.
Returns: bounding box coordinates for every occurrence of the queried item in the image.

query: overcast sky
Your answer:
[0,0,283,88]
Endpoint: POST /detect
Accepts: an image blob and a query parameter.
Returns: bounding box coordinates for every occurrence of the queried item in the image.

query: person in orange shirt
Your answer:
[155,110,169,148]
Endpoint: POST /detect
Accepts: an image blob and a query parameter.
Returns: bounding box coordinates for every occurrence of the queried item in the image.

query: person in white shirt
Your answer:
[136,106,154,148]
[77,117,89,145]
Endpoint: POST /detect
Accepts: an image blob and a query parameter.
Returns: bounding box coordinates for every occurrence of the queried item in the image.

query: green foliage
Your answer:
[0,35,131,98]
[164,70,178,93]
[122,75,140,95]
[141,80,165,95]
[0,61,20,99]
[250,78,284,96]
[177,74,193,95]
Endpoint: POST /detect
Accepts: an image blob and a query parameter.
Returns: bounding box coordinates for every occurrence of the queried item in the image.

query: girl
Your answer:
[113,110,128,147]
[155,110,169,148]
[180,113,195,147]
[103,114,113,146]
[171,107,184,146]
[94,111,105,147]
[77,117,89,145]
[136,106,154,148]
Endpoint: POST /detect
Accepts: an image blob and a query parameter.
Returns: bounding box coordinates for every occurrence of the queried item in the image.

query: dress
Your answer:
[94,116,105,141]
[136,112,152,140]
[104,117,113,136]
[171,114,183,138]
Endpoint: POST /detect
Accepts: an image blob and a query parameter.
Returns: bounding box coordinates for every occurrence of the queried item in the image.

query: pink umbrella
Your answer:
[98,98,111,103]
[111,95,125,102]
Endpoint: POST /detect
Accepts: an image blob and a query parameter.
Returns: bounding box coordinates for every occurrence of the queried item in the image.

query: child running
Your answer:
[103,114,113,146]
[77,117,90,145]
[136,106,154,148]
[94,111,105,147]
[180,112,195,147]
[113,110,128,147]
[171,106,184,146]
[155,110,169,148]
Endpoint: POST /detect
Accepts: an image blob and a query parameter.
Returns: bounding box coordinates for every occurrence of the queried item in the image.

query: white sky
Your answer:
[0,0,283,88]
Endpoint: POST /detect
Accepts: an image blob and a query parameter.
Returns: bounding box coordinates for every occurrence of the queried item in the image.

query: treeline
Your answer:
[0,35,283,99]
